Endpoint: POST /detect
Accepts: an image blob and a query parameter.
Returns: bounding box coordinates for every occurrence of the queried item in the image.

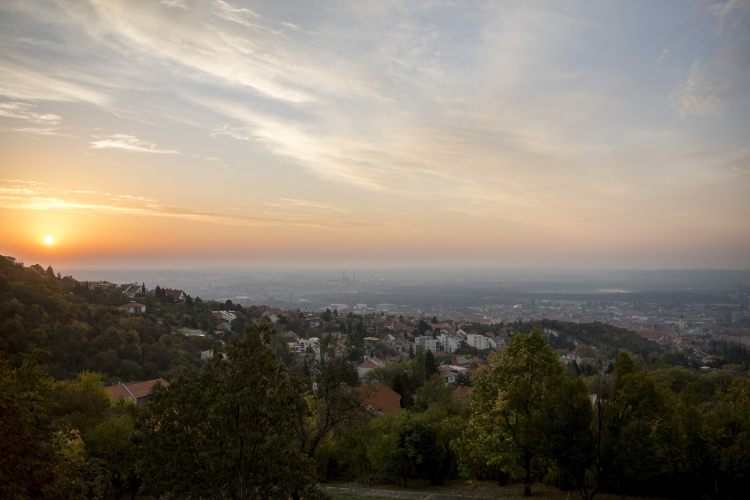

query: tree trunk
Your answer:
[524,452,532,497]
[497,467,508,486]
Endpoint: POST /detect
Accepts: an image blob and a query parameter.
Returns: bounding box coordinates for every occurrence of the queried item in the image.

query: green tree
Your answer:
[368,403,465,486]
[0,352,86,499]
[133,324,316,500]
[86,411,141,500]
[293,344,365,481]
[424,349,439,379]
[456,329,564,496]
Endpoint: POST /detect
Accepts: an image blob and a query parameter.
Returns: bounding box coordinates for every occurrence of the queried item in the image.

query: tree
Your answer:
[368,403,464,486]
[540,377,595,499]
[85,410,141,500]
[0,352,86,499]
[390,373,414,408]
[424,349,439,378]
[133,324,316,500]
[322,308,332,322]
[293,344,365,475]
[457,329,564,496]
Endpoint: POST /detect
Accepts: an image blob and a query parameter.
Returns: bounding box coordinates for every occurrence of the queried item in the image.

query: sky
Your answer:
[0,0,749,270]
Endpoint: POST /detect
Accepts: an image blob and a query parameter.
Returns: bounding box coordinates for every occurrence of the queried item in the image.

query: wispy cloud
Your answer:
[669,59,723,116]
[90,134,180,154]
[0,102,61,123]
[0,180,382,230]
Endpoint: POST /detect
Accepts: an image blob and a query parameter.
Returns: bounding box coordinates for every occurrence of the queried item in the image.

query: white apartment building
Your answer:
[466,334,497,350]
[424,339,439,352]
[415,335,434,347]
[437,333,460,353]
[299,337,321,359]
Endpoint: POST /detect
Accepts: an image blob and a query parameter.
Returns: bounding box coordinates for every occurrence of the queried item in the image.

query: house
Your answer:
[61,276,79,290]
[560,353,583,365]
[299,337,321,359]
[2,255,17,264]
[283,331,300,344]
[451,357,471,368]
[29,264,48,278]
[117,302,146,314]
[163,288,186,302]
[87,281,117,291]
[357,359,379,377]
[119,283,143,296]
[262,311,279,323]
[108,379,168,405]
[443,371,458,385]
[218,310,237,323]
[357,382,401,415]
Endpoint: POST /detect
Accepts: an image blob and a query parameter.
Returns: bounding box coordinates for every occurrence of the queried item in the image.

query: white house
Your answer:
[118,302,146,314]
[357,359,379,378]
[299,337,321,359]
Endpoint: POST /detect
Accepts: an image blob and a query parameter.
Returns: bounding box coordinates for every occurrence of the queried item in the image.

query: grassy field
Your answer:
[324,479,666,500]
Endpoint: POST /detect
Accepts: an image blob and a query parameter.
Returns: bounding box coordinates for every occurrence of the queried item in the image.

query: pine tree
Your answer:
[424,349,439,378]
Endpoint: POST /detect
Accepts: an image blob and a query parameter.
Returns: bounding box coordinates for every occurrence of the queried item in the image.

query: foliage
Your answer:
[456,328,566,496]
[0,352,87,499]
[367,404,465,486]
[133,324,317,500]
[514,319,662,354]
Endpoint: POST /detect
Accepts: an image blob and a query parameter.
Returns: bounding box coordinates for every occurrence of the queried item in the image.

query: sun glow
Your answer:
[45,236,53,244]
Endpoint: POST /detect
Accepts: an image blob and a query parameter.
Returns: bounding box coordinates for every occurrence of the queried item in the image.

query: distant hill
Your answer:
[512,319,663,355]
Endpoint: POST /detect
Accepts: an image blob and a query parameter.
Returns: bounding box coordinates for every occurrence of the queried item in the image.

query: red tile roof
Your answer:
[357,382,401,415]
[107,378,169,402]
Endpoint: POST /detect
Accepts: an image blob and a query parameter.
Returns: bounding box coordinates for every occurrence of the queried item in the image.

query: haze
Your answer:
[1,1,749,270]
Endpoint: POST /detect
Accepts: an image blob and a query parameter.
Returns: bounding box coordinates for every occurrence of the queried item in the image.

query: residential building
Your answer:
[299,337,321,359]
[357,382,401,415]
[107,379,168,405]
[117,302,146,314]
[163,288,186,302]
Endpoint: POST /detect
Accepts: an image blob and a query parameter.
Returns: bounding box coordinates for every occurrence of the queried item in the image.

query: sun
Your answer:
[45,236,54,244]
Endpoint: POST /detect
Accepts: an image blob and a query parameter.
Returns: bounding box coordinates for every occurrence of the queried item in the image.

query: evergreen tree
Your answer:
[424,349,439,378]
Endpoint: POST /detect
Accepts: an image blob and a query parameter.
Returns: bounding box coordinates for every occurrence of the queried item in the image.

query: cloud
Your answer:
[655,49,669,67]
[0,0,748,251]
[669,59,723,116]
[90,134,181,154]
[0,180,383,230]
[0,102,61,123]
